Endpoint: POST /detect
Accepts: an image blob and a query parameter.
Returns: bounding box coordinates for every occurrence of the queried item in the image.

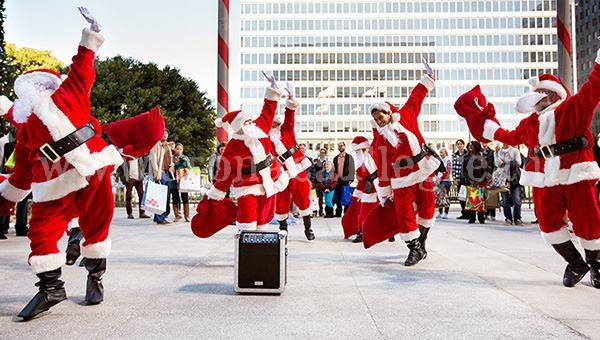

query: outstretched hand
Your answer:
[78,7,101,32]
[284,82,295,98]
[422,57,435,79]
[261,71,279,89]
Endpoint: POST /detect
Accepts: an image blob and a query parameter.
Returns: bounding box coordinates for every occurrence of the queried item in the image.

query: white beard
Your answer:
[377,123,400,147]
[270,127,281,144]
[13,89,54,124]
[356,150,377,174]
[515,92,547,114]
[241,124,268,140]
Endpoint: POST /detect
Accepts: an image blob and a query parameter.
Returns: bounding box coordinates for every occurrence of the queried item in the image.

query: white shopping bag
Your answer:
[179,167,202,192]
[141,181,169,214]
[458,185,467,202]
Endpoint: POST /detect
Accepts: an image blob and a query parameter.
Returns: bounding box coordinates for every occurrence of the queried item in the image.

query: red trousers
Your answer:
[236,194,275,229]
[28,166,114,273]
[533,180,600,250]
[392,176,435,241]
[275,173,311,221]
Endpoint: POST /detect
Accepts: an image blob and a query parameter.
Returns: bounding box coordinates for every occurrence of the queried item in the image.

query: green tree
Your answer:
[3,43,65,97]
[91,56,216,162]
[0,0,8,95]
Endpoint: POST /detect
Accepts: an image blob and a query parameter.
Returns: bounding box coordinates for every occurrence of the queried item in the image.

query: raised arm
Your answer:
[281,82,297,137]
[561,47,600,127]
[254,72,284,133]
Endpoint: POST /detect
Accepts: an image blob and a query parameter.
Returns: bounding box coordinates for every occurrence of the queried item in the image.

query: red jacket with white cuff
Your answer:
[481,59,600,188]
[208,88,289,200]
[373,75,440,197]
[0,29,123,204]
[270,99,312,179]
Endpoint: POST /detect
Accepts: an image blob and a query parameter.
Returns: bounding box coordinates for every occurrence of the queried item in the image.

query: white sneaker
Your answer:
[442,213,448,219]
[436,214,443,219]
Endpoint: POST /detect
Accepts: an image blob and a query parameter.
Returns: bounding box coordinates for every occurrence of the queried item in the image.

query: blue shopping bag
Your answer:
[324,190,335,208]
[341,185,355,207]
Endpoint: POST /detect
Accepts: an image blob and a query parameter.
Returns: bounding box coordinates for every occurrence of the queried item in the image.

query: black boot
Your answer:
[324,207,334,218]
[552,241,590,287]
[65,227,83,266]
[18,268,67,320]
[303,216,315,241]
[585,249,600,289]
[84,258,106,305]
[15,224,28,237]
[418,225,430,259]
[352,229,363,243]
[278,220,288,232]
[404,238,426,267]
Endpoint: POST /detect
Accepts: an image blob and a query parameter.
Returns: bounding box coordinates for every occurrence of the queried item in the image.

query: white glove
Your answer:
[261,71,279,89]
[78,7,101,33]
[284,82,295,98]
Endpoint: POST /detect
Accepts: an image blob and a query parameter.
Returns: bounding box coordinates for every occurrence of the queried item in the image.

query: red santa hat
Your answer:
[351,136,370,151]
[368,102,391,115]
[528,74,570,100]
[215,110,252,132]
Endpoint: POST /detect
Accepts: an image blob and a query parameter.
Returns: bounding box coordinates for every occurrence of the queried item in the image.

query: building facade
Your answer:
[576,0,600,135]
[239,0,559,154]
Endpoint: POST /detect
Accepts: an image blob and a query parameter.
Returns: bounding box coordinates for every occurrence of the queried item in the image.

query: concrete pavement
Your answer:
[0,207,598,339]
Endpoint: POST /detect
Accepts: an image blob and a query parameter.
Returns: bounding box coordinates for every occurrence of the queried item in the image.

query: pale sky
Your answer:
[5,0,242,108]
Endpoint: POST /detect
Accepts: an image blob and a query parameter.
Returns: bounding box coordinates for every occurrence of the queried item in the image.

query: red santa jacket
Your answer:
[353,155,378,203]
[373,75,440,196]
[270,100,312,179]
[0,29,123,203]
[208,88,289,199]
[482,63,600,188]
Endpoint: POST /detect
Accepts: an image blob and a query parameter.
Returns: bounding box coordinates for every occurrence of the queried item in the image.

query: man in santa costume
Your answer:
[370,64,440,266]
[344,135,380,243]
[0,8,127,320]
[270,83,315,240]
[206,74,289,230]
[456,46,600,288]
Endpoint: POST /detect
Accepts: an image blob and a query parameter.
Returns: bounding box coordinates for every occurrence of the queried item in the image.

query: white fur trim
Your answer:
[265,87,284,102]
[81,238,111,259]
[283,155,300,178]
[0,96,12,115]
[215,117,224,128]
[237,221,257,230]
[391,157,440,189]
[419,74,435,91]
[275,213,288,221]
[352,189,363,198]
[398,228,421,242]
[207,186,226,200]
[368,102,391,114]
[417,216,435,228]
[352,141,371,151]
[580,237,600,251]
[229,111,253,133]
[231,184,265,197]
[286,98,299,110]
[299,157,312,172]
[392,112,401,122]
[540,227,571,245]
[378,185,392,197]
[596,48,600,64]
[270,171,290,197]
[482,120,501,141]
[298,207,313,217]
[256,224,270,230]
[391,122,422,155]
[361,192,378,203]
[29,253,65,274]
[67,218,80,231]
[531,78,567,100]
[31,168,90,203]
[0,180,30,202]
[79,28,104,52]
[521,161,600,188]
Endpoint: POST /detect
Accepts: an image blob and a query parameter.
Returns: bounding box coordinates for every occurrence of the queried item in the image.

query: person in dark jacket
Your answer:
[461,141,493,224]
[452,139,468,219]
[332,142,355,217]
[312,148,328,216]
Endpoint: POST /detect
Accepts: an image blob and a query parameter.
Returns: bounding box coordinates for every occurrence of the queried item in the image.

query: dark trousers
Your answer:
[125,179,145,216]
[468,211,486,223]
[154,172,172,223]
[315,183,324,215]
[172,187,189,207]
[334,182,348,217]
[0,215,8,234]
[15,193,32,230]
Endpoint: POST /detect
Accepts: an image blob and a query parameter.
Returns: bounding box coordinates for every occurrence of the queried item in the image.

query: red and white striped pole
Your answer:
[217,0,229,142]
[557,0,574,93]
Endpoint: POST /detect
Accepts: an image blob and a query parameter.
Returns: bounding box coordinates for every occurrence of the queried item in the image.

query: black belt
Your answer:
[276,145,298,163]
[395,145,446,173]
[241,155,273,175]
[39,124,96,163]
[534,136,588,159]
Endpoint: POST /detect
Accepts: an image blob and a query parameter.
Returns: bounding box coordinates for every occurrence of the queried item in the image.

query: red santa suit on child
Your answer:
[370,73,440,266]
[270,88,315,240]
[0,11,125,319]
[456,47,600,288]
[341,136,379,241]
[205,86,289,230]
